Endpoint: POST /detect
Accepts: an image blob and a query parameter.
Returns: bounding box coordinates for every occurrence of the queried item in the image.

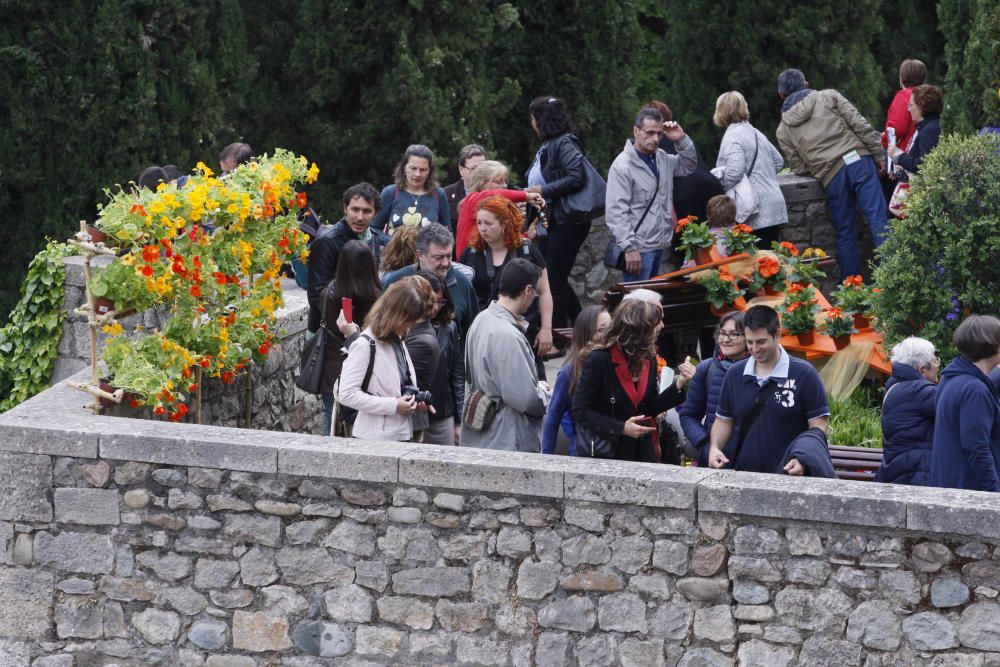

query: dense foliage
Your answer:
[939,0,1000,133]
[0,0,992,325]
[873,134,1000,362]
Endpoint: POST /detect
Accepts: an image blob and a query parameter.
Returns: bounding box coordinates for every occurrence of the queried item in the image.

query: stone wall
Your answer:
[3,377,1000,665]
[53,256,324,434]
[569,174,877,306]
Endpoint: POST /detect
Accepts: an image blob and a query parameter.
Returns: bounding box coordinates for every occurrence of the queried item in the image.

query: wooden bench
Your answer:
[830,445,884,481]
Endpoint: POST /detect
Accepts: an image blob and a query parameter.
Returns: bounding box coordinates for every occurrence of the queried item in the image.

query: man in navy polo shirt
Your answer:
[707,305,829,474]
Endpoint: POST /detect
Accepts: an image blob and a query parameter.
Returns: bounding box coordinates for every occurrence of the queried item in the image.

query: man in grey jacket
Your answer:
[462,259,548,452]
[775,68,887,279]
[605,108,698,281]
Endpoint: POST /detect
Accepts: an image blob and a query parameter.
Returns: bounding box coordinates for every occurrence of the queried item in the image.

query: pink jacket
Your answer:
[338,330,417,442]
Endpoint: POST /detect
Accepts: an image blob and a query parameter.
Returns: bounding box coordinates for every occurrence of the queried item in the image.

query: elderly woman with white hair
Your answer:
[876,336,940,485]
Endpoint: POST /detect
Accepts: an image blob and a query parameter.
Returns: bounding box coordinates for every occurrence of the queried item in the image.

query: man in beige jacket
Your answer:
[775,68,887,280]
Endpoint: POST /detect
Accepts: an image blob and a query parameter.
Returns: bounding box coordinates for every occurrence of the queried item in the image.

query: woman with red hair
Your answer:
[460,196,553,370]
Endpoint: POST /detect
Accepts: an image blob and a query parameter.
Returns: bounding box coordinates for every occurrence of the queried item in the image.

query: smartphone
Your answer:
[342,297,353,323]
[638,416,656,427]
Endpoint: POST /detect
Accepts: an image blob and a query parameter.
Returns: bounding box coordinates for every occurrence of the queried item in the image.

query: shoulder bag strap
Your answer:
[747,134,760,176]
[632,170,661,237]
[360,334,377,393]
[730,378,775,467]
[881,381,901,406]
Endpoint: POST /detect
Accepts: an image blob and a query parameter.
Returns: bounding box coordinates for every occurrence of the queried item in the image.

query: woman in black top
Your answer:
[417,271,464,446]
[321,240,382,435]
[887,84,943,178]
[525,96,590,328]
[572,299,693,462]
[459,196,553,373]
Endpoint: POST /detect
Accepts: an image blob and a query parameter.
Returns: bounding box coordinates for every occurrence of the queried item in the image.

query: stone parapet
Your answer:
[1,374,1000,664]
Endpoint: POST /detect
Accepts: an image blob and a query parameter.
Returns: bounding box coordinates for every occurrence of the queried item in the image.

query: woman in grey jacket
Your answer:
[712,91,788,246]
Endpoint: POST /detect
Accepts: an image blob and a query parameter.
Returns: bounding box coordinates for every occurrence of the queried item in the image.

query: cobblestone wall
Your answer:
[3,378,1000,665]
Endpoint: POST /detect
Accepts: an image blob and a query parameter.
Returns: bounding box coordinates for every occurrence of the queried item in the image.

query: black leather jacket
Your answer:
[429,320,464,420]
[538,133,587,203]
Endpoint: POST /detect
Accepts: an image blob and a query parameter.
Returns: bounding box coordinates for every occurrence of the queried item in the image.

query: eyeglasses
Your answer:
[425,253,451,262]
[718,330,745,340]
[635,127,663,138]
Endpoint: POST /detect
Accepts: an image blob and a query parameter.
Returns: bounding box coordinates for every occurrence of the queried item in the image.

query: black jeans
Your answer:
[540,217,591,328]
[754,224,783,248]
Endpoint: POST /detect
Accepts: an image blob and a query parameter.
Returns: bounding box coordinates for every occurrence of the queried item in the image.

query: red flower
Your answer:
[142,245,161,263]
[130,399,140,408]
[190,285,201,298]
[825,307,844,318]
[192,255,202,268]
[779,241,799,256]
[130,204,147,216]
[153,405,165,415]
[278,235,290,249]
[296,191,308,208]
[732,224,753,235]
[719,270,735,283]
[188,225,200,241]
[198,359,211,368]
[188,383,199,393]
[844,275,864,288]
[221,371,235,384]
[141,264,154,277]
[258,342,270,356]
[756,256,780,278]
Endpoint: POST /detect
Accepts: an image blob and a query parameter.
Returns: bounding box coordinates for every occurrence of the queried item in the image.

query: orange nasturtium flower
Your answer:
[732,224,753,235]
[779,241,799,256]
[844,275,864,288]
[719,270,735,283]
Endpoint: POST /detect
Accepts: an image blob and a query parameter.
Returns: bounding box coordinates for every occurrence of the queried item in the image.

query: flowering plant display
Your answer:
[771,240,800,259]
[743,255,787,294]
[695,269,745,309]
[819,307,856,338]
[780,283,820,335]
[787,246,828,284]
[675,216,715,262]
[89,149,317,419]
[721,223,758,256]
[833,275,878,316]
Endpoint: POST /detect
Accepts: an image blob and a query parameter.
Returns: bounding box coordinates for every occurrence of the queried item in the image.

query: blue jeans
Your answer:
[823,156,887,279]
[623,249,664,282]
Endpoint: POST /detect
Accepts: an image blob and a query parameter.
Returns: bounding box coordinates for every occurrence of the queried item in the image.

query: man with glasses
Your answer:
[383,223,479,338]
[707,305,829,475]
[605,108,697,281]
[443,144,487,227]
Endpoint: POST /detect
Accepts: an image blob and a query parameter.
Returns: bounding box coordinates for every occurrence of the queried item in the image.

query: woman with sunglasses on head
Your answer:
[453,160,545,257]
[678,311,749,465]
[414,271,464,446]
[572,299,694,462]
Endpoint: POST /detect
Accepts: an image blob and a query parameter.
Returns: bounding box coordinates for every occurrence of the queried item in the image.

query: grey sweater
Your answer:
[714,122,788,230]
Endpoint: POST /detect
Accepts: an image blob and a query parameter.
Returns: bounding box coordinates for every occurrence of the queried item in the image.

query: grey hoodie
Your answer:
[776,89,883,187]
[605,136,697,253]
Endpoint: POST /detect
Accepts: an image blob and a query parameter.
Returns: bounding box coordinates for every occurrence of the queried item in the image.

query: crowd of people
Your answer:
[139,65,997,491]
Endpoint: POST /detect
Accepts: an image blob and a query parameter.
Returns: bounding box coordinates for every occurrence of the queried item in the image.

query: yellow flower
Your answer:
[307,162,320,184]
[195,162,215,177]
[102,322,124,336]
[149,200,167,215]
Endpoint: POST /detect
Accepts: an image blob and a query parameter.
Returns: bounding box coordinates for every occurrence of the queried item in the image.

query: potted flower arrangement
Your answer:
[695,269,746,315]
[85,150,316,420]
[781,284,820,344]
[675,216,715,264]
[833,275,878,329]
[820,307,856,349]
[744,255,787,296]
[721,223,758,256]
[88,257,159,317]
[787,247,828,286]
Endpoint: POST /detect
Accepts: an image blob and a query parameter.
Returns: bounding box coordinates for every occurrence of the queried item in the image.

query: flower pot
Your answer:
[853,313,870,330]
[795,331,815,346]
[710,304,734,317]
[93,297,136,319]
[833,334,851,350]
[85,225,108,244]
[794,280,810,288]
[694,247,714,266]
[760,285,783,297]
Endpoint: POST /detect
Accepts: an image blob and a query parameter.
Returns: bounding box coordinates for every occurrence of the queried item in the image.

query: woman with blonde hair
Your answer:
[338,276,434,442]
[454,160,545,256]
[572,300,693,461]
[712,90,788,246]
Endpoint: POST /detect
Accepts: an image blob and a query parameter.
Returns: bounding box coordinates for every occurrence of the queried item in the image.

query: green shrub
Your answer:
[873,133,1000,362]
[827,386,882,449]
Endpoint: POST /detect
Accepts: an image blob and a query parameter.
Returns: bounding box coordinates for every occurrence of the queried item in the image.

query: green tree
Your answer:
[939,0,1000,133]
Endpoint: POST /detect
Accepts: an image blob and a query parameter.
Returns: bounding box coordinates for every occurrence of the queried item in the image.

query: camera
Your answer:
[401,385,433,404]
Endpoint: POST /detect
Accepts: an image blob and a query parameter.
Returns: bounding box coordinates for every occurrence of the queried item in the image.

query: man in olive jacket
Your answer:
[605,108,697,281]
[775,68,887,280]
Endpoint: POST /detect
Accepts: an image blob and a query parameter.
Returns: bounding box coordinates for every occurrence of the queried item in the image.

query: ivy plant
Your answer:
[0,241,72,412]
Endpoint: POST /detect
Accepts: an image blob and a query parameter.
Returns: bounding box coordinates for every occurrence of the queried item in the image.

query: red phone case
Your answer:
[342,297,353,323]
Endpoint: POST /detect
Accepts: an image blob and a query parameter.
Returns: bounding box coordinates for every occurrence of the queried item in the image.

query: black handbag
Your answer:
[603,175,660,270]
[555,138,607,224]
[575,421,616,459]
[295,290,330,394]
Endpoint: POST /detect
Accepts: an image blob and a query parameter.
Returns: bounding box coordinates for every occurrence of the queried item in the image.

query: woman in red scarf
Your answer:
[572,300,694,462]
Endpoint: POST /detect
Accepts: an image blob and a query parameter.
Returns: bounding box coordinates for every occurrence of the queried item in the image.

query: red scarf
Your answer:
[611,345,650,410]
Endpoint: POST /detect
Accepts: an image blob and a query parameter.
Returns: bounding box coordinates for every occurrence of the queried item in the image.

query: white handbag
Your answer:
[726,135,760,223]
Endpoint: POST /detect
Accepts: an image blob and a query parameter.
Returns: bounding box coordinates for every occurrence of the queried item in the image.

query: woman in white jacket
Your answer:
[338,276,433,442]
[712,91,788,247]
